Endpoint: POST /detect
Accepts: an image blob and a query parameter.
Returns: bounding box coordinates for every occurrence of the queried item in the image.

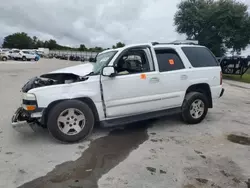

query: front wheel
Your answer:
[47,100,95,143]
[181,92,208,124]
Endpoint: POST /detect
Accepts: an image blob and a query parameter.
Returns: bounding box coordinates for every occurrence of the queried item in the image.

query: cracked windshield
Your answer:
[0,0,250,188]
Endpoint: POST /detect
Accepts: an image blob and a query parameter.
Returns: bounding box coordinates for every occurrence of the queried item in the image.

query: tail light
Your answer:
[220,71,222,85]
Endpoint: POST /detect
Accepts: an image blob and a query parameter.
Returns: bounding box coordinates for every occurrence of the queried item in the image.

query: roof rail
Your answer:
[152,40,199,46]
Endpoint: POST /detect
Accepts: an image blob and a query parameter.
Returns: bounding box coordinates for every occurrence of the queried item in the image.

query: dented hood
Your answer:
[48,63,94,76]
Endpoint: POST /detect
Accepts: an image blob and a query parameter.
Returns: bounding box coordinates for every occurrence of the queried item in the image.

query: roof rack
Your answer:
[152,40,199,46]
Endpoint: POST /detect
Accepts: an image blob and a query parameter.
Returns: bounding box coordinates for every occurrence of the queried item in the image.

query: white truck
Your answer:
[11,42,224,143]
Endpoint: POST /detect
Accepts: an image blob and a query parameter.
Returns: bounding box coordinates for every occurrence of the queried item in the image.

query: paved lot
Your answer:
[0,59,250,188]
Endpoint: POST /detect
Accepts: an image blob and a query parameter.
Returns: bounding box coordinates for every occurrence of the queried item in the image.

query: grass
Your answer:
[223,72,250,83]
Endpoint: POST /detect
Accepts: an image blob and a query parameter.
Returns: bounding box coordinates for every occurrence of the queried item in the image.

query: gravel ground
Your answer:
[0,59,250,188]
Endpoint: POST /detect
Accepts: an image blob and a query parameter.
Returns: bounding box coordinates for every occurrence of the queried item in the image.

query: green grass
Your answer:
[223,73,250,83]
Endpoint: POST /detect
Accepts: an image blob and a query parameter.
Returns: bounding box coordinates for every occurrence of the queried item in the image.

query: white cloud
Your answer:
[0,0,249,49]
[0,0,184,48]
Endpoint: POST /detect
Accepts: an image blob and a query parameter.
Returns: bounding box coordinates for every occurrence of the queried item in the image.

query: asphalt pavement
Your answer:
[0,59,250,188]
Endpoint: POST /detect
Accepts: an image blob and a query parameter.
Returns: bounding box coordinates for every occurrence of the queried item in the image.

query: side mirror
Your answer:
[102,66,116,77]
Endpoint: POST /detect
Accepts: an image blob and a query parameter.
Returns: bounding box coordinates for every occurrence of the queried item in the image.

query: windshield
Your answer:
[92,51,117,74]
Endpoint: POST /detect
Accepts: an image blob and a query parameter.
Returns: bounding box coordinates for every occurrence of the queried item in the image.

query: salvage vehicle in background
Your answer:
[12,41,224,143]
[10,50,39,61]
[0,51,9,61]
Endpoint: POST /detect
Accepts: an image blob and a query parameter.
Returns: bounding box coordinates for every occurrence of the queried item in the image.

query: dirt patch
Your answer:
[160,169,167,174]
[183,157,247,188]
[146,167,156,174]
[227,133,250,145]
[195,178,208,184]
[19,122,151,188]
[228,83,249,90]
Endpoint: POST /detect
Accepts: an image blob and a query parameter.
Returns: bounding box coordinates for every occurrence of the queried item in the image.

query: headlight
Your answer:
[22,93,37,111]
[22,93,36,100]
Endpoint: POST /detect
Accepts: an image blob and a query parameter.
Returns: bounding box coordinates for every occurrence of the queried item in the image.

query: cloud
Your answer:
[0,0,184,48]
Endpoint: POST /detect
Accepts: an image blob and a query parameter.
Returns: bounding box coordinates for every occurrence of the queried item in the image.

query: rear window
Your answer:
[182,47,219,67]
[155,49,185,72]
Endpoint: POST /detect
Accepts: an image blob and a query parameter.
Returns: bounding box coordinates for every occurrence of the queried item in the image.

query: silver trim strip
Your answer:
[107,95,180,108]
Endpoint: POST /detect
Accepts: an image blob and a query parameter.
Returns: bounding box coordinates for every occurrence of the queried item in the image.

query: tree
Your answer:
[174,0,250,57]
[35,40,44,48]
[2,32,34,49]
[112,42,125,49]
[79,44,87,51]
[47,39,58,49]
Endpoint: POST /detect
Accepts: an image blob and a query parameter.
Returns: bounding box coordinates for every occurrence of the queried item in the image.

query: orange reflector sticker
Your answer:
[26,105,36,111]
[169,59,175,65]
[140,73,147,80]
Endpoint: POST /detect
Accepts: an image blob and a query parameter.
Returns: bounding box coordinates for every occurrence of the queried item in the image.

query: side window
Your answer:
[155,49,185,72]
[115,49,151,75]
[182,47,219,67]
[13,50,20,53]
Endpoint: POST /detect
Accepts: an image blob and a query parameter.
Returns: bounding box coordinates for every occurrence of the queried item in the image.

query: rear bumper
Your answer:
[220,88,225,98]
[11,107,42,133]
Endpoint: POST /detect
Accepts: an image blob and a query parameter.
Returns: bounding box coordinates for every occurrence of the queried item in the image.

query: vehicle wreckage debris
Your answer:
[18,122,151,188]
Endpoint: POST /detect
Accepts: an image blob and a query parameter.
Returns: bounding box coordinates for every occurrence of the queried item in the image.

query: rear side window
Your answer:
[182,47,219,67]
[155,49,185,72]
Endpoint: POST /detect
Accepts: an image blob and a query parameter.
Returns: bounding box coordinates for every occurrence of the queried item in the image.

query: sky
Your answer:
[0,0,249,50]
[0,0,185,48]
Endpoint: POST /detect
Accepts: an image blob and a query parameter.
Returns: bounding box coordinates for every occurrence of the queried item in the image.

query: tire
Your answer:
[181,92,208,124]
[2,57,7,61]
[47,100,95,143]
[22,56,27,61]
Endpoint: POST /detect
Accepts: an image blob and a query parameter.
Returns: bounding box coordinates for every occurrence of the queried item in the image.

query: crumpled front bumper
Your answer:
[11,107,38,133]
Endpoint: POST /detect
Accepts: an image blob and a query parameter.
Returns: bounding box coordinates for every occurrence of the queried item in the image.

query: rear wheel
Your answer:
[2,56,7,61]
[22,56,27,61]
[181,92,208,124]
[47,100,94,143]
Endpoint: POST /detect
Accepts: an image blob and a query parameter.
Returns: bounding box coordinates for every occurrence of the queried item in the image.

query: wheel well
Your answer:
[76,97,100,123]
[186,83,213,108]
[42,98,99,128]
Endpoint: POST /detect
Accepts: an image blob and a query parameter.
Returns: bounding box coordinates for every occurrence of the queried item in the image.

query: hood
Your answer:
[22,63,94,92]
[48,63,94,76]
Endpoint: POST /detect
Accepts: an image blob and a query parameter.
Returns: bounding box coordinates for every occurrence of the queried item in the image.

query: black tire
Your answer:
[47,100,95,143]
[22,56,27,61]
[2,57,7,61]
[181,92,208,124]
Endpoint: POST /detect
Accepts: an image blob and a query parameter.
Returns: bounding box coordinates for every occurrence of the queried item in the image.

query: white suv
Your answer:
[11,42,224,143]
[10,50,38,61]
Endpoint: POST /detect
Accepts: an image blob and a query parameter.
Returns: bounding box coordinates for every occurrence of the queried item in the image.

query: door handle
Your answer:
[150,77,160,83]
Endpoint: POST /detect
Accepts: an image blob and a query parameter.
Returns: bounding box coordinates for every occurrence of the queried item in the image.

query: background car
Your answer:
[0,52,9,61]
[10,50,40,61]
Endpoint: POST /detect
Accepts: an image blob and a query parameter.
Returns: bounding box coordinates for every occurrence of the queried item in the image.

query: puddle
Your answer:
[19,122,151,188]
[227,133,250,145]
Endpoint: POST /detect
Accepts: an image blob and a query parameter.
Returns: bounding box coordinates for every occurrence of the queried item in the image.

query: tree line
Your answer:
[1,32,125,52]
[174,0,250,57]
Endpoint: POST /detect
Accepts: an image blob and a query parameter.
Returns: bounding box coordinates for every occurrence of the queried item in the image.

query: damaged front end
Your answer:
[12,73,91,133]
[11,107,42,133]
[22,73,88,92]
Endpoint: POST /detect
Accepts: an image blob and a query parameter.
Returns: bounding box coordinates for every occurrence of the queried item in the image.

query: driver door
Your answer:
[101,48,163,118]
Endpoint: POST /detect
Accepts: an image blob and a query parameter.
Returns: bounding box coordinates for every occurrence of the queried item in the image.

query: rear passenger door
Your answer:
[154,48,189,108]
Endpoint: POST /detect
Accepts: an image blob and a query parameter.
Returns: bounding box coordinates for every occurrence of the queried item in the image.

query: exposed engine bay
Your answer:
[22,73,88,92]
